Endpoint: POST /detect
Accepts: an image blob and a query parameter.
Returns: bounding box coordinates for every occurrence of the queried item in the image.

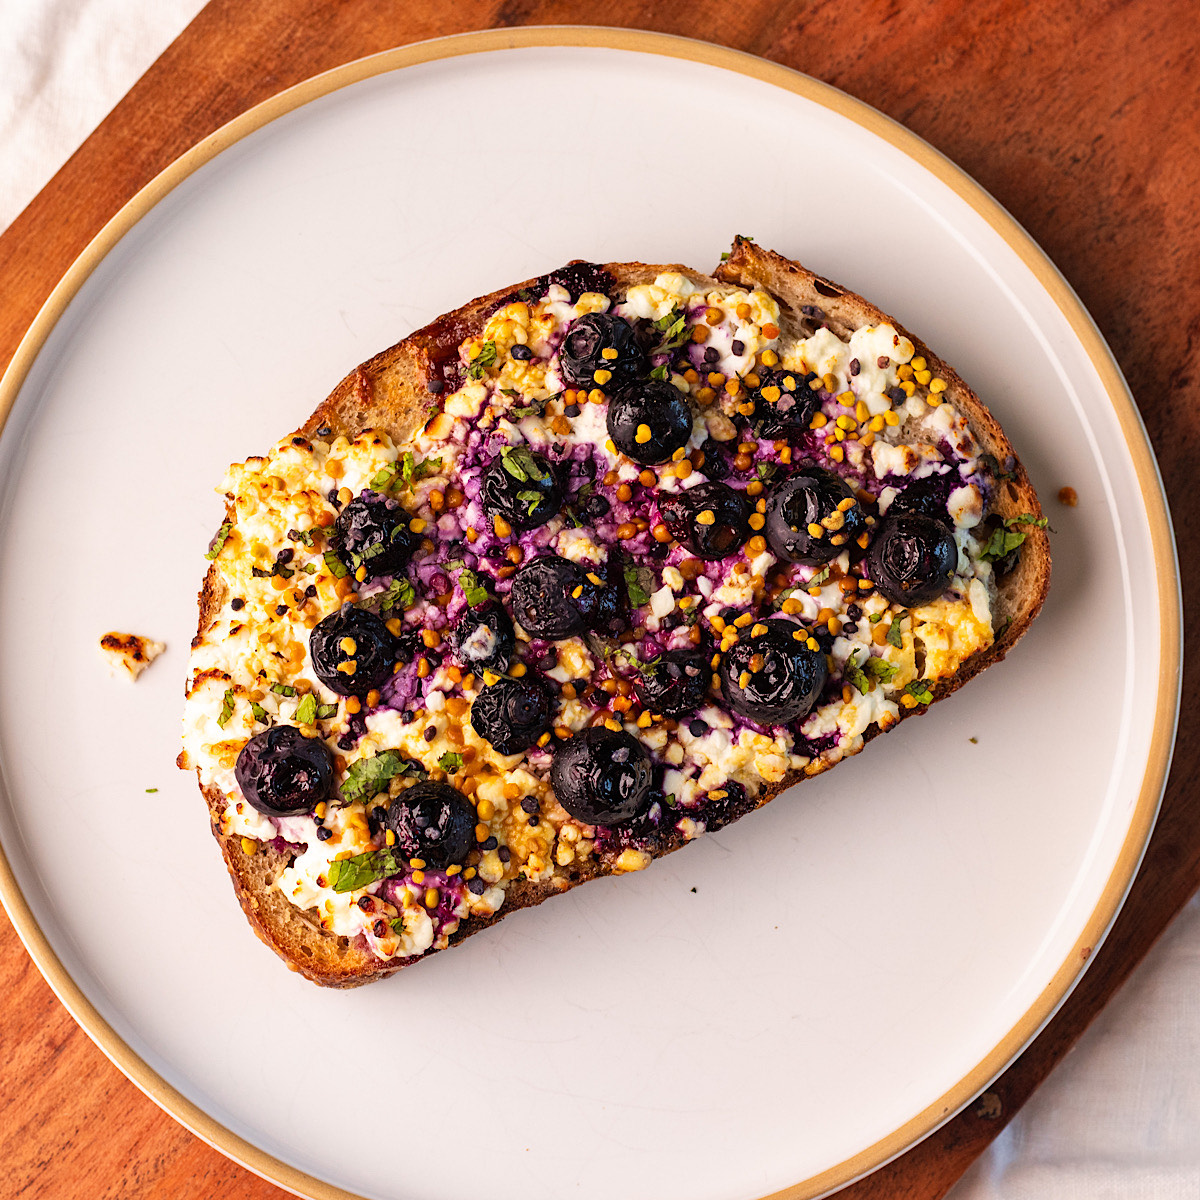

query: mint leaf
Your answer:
[374,577,415,614]
[863,656,898,685]
[457,568,490,608]
[328,848,407,893]
[295,694,317,725]
[979,514,1048,563]
[844,655,869,695]
[323,550,348,579]
[438,751,463,773]
[904,680,934,705]
[516,489,544,517]
[499,444,547,484]
[250,702,268,723]
[466,340,497,379]
[808,566,830,588]
[649,364,668,382]
[623,559,653,607]
[270,682,296,697]
[887,616,904,647]
[217,688,235,728]
[316,703,337,720]
[412,456,442,482]
[370,464,399,491]
[756,462,778,483]
[400,451,415,485]
[390,916,406,934]
[205,522,233,560]
[340,750,411,803]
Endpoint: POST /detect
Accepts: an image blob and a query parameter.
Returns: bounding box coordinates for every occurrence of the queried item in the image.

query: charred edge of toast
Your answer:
[189,244,1050,986]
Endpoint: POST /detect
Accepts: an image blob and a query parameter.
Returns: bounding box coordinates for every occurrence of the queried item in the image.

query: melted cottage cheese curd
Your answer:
[183,264,1006,965]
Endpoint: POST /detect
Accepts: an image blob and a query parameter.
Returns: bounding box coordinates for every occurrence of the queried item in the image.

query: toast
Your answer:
[181,240,1049,986]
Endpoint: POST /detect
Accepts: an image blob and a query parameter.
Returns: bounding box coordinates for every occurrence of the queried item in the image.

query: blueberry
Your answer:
[384,782,476,869]
[480,449,562,531]
[719,618,827,725]
[451,606,514,674]
[470,676,555,755]
[309,606,396,696]
[657,481,750,560]
[607,380,693,464]
[765,468,868,565]
[748,371,823,438]
[884,475,953,523]
[698,437,729,480]
[508,555,619,640]
[234,725,335,817]
[558,313,646,388]
[633,648,711,717]
[865,515,958,607]
[333,491,418,581]
[550,726,652,826]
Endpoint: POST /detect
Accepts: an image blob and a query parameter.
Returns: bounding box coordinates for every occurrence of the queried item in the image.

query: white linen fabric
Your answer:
[0,2,1193,1196]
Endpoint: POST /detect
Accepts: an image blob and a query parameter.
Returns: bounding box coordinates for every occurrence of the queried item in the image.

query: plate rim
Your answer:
[0,25,1181,1200]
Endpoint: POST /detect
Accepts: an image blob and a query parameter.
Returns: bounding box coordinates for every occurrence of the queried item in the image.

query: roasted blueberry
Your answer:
[384,782,476,869]
[719,618,827,725]
[632,648,710,717]
[884,475,953,523]
[480,448,562,531]
[333,491,418,580]
[550,726,652,826]
[865,514,958,606]
[310,605,396,696]
[765,468,868,565]
[470,676,554,755]
[607,380,693,464]
[658,481,750,560]
[749,371,822,438]
[452,607,514,673]
[698,437,729,480]
[234,725,335,817]
[508,555,618,639]
[558,313,646,388]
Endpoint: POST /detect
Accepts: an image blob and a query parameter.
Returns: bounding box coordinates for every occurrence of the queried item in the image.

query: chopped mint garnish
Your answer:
[843,655,869,695]
[887,616,904,647]
[979,513,1048,562]
[340,750,415,804]
[217,688,235,727]
[328,848,407,893]
[323,550,348,579]
[517,489,544,517]
[868,612,884,624]
[374,577,415,614]
[145,787,158,794]
[370,464,399,491]
[904,680,934,705]
[863,656,897,685]
[466,340,498,379]
[438,751,464,773]
[649,364,668,381]
[390,916,406,934]
[270,682,296,697]
[457,568,490,608]
[623,559,654,607]
[205,522,233,560]
[499,444,548,484]
[316,703,338,720]
[756,462,778,483]
[808,566,830,588]
[250,702,268,723]
[295,694,317,725]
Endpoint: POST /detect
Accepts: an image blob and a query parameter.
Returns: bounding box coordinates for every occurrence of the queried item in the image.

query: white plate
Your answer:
[0,29,1179,1200]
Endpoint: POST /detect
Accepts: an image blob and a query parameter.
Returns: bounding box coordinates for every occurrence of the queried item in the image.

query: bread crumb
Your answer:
[1057,486,1078,507]
[99,631,165,680]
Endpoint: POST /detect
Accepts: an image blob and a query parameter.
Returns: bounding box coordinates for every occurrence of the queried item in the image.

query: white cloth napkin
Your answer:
[0,3,1193,1196]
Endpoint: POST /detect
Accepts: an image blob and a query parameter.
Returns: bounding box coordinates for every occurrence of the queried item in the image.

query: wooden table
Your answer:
[1,2,1195,1197]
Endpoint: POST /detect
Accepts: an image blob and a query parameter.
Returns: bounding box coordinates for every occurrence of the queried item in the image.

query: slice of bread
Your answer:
[185,243,1049,986]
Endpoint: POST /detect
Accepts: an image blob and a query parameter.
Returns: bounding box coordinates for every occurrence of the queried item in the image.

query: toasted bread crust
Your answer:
[189,245,1050,986]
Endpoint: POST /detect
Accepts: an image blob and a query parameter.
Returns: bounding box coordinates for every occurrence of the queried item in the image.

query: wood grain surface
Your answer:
[1,2,1195,1198]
